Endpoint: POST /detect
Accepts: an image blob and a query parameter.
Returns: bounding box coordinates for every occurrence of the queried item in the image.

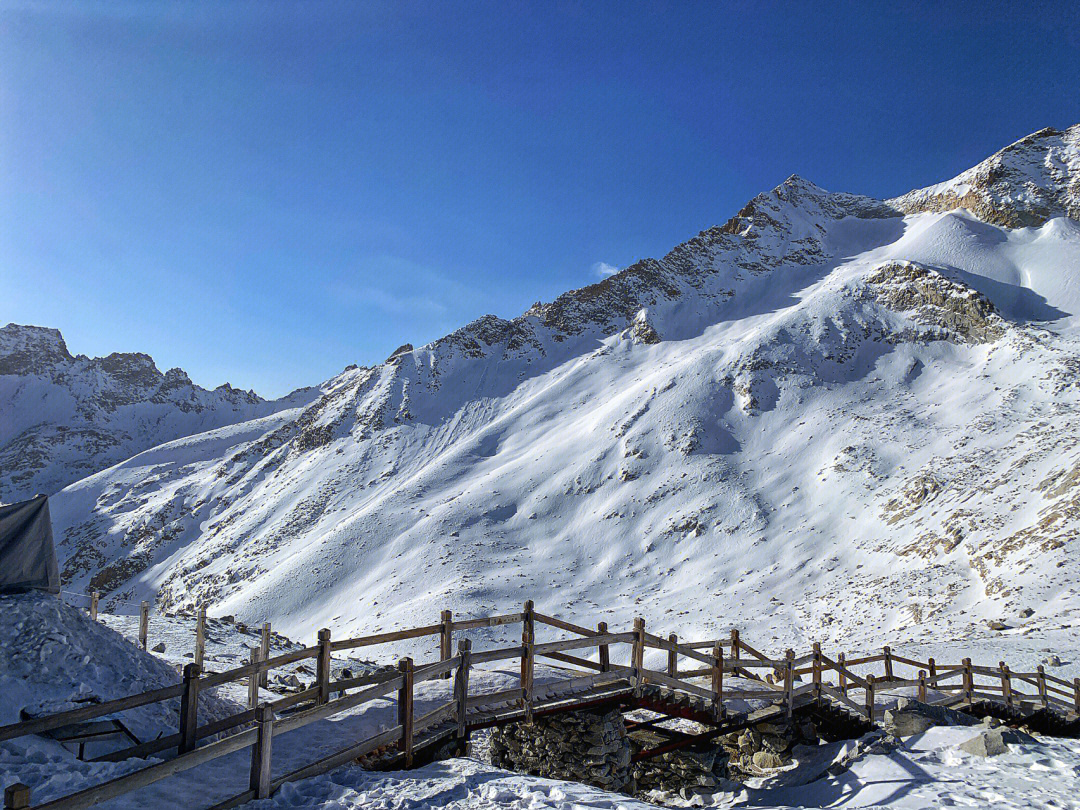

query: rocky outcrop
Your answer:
[866,262,1006,344]
[882,697,978,738]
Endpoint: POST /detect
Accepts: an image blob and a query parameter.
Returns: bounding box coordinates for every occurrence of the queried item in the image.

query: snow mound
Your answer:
[0,592,237,743]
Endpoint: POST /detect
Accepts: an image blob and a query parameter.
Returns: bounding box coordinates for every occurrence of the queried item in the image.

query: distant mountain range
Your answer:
[0,324,320,502]
[21,125,1080,655]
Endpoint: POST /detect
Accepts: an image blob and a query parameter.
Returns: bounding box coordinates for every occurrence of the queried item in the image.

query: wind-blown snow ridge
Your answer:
[44,124,1080,663]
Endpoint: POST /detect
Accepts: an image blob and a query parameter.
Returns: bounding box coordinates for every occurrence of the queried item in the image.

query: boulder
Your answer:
[151,642,166,653]
[752,750,785,770]
[882,697,977,738]
[958,727,1036,758]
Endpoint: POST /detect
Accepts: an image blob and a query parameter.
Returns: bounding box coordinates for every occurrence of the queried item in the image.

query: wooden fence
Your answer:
[2,602,1077,810]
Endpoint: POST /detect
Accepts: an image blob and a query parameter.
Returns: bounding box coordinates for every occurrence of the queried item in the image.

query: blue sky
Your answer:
[2,1,1078,397]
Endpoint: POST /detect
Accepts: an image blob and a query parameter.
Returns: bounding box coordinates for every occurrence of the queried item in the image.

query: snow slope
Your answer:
[0,324,322,502]
[47,124,1080,664]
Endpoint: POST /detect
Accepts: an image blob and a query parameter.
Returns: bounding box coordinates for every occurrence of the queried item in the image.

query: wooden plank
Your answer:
[414,656,460,684]
[641,633,717,667]
[597,622,610,672]
[842,654,885,667]
[267,725,402,794]
[889,654,928,669]
[273,674,404,736]
[31,727,258,810]
[330,624,443,651]
[178,663,200,754]
[533,612,599,637]
[454,639,471,740]
[635,668,717,701]
[316,629,332,705]
[269,687,319,713]
[450,614,523,631]
[0,682,185,742]
[466,687,524,709]
[470,646,524,665]
[819,683,863,715]
[414,702,455,733]
[248,706,274,799]
[532,633,631,656]
[398,658,414,767]
[328,671,393,693]
[538,651,603,671]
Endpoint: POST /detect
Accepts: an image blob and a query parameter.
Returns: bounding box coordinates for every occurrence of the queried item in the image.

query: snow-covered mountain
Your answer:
[0,324,320,502]
[48,124,1080,657]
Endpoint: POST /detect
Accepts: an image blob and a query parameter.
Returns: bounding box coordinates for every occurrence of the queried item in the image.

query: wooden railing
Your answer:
[2,603,1077,810]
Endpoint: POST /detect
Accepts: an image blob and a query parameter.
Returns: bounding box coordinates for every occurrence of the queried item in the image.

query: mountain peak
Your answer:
[0,323,73,374]
[892,123,1080,227]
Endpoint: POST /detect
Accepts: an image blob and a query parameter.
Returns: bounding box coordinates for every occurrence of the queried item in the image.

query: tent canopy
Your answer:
[0,495,60,594]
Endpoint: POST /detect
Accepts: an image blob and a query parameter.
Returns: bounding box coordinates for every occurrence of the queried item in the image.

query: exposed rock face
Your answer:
[866,262,1006,344]
[892,125,1080,227]
[0,323,317,502]
[487,709,631,792]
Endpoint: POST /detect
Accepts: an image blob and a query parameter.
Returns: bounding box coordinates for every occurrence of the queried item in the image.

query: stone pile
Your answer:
[628,728,728,799]
[487,709,631,791]
[719,718,819,777]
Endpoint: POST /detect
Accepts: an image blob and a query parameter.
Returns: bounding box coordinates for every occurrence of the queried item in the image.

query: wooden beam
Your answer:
[248,705,274,799]
[398,658,414,767]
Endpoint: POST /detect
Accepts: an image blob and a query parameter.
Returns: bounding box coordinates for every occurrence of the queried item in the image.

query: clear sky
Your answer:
[2,1,1078,397]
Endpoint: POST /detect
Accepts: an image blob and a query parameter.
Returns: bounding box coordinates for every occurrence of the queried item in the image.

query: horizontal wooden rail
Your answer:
[450,613,522,631]
[641,632,717,667]
[0,683,185,743]
[532,612,599,637]
[533,632,632,656]
[470,646,525,665]
[331,625,443,652]
[539,651,604,671]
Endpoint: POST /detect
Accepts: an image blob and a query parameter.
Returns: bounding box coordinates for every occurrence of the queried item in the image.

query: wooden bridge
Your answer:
[3,601,1078,810]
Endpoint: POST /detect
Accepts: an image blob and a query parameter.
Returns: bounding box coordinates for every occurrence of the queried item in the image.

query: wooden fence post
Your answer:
[178,663,200,754]
[521,601,535,723]
[712,643,723,720]
[259,623,271,688]
[918,670,927,702]
[838,652,847,695]
[1074,678,1080,715]
[597,622,610,672]
[139,601,149,650]
[811,643,822,701]
[4,783,30,810]
[249,705,274,799]
[317,628,332,705]
[248,646,261,709]
[194,604,206,669]
[962,658,973,703]
[784,649,794,719]
[865,673,875,720]
[730,629,741,678]
[89,591,99,621]
[998,662,1012,709]
[398,658,414,767]
[632,618,646,693]
[454,639,471,749]
[928,657,936,679]
[883,646,893,682]
[440,610,453,679]
[667,633,678,678]
[1037,665,1048,710]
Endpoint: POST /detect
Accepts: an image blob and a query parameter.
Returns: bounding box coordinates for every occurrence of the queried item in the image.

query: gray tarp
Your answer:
[0,495,60,593]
